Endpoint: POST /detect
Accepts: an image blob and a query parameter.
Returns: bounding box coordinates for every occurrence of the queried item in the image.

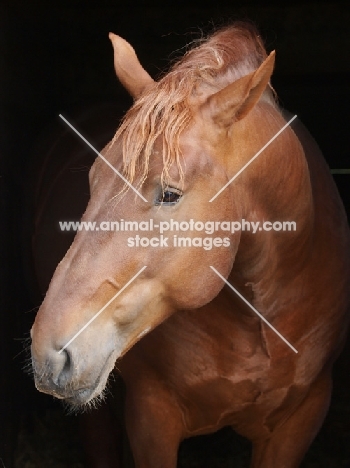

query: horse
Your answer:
[30,23,350,467]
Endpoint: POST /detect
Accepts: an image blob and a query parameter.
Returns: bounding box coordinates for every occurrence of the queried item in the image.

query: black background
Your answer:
[1,1,350,466]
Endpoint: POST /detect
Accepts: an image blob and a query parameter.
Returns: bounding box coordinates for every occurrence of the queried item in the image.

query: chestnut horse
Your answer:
[31,24,350,467]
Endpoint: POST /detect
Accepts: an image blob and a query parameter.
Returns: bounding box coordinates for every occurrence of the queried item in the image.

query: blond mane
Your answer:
[108,22,275,191]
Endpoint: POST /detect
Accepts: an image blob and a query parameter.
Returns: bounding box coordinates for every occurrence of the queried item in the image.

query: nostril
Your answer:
[61,349,71,376]
[51,348,73,386]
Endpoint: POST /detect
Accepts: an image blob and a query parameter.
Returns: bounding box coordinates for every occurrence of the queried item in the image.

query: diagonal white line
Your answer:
[209,115,298,202]
[59,114,148,202]
[210,266,298,353]
[58,266,147,354]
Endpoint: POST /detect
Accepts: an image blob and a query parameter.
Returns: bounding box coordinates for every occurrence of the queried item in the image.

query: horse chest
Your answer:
[123,306,278,436]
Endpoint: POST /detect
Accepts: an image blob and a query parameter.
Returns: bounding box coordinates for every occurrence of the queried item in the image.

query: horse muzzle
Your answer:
[31,344,118,406]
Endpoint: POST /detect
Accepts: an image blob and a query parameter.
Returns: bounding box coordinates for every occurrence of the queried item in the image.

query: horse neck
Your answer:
[227,103,315,311]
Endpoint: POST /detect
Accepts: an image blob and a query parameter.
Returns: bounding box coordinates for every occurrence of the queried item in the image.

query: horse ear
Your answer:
[202,51,275,128]
[109,32,155,99]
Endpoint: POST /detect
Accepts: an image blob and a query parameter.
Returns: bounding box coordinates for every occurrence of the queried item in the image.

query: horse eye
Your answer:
[155,188,182,206]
